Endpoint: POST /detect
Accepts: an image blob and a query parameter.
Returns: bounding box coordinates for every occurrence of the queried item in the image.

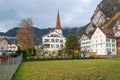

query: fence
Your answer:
[0,54,23,80]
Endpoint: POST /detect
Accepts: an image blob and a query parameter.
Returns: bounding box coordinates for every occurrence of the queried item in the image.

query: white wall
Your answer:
[80,35,91,52]
[8,44,18,51]
[42,30,66,53]
[91,28,116,55]
[0,40,8,51]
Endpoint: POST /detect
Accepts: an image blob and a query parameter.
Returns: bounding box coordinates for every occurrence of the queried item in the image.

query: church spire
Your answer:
[55,11,61,29]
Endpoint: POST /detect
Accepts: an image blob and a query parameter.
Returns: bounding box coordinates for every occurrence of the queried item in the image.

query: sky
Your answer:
[0,0,102,32]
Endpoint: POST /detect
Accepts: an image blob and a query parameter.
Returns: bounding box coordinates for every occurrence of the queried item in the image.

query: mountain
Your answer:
[0,27,82,45]
[78,0,120,36]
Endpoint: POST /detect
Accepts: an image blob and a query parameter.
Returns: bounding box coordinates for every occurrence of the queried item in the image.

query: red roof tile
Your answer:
[100,27,115,38]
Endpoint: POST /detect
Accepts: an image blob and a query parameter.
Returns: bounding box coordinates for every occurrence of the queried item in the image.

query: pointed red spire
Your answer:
[55,11,62,29]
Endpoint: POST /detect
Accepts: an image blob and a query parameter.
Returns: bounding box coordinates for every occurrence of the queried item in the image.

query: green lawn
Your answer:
[13,59,120,80]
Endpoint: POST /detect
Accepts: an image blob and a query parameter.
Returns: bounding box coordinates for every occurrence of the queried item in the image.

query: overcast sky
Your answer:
[0,0,102,32]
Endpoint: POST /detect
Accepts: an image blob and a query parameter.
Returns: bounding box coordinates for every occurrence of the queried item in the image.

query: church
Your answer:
[42,12,66,54]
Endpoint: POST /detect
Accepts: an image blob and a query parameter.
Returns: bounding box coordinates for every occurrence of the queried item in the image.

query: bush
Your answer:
[9,52,20,57]
[51,51,57,58]
[24,48,36,56]
[90,53,97,59]
[73,50,79,55]
[22,47,37,60]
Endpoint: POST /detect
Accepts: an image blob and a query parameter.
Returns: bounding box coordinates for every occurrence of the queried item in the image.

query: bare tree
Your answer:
[16,18,34,49]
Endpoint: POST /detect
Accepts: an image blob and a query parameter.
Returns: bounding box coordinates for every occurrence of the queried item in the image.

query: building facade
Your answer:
[42,12,66,54]
[0,38,8,51]
[91,27,116,55]
[8,43,18,52]
[80,34,91,52]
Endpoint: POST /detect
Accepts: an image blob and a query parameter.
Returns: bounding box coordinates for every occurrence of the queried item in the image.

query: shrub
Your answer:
[90,53,97,59]
[21,47,36,60]
[73,50,80,55]
[51,51,57,59]
[9,50,22,57]
[23,48,36,56]
[9,53,18,57]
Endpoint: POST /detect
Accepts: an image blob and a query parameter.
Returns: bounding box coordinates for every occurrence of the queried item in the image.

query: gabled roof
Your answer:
[0,38,8,42]
[43,30,65,38]
[99,27,115,38]
[85,34,92,39]
[80,34,92,41]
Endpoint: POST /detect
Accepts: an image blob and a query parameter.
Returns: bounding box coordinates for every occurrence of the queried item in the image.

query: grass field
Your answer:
[13,59,120,80]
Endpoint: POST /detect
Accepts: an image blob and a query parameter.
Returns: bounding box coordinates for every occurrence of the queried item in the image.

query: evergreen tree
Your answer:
[65,34,80,56]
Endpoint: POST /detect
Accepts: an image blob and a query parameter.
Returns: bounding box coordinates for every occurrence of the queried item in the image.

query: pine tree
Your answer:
[65,34,80,55]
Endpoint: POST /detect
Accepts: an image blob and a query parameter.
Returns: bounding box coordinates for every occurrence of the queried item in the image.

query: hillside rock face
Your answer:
[86,0,120,34]
[113,17,120,36]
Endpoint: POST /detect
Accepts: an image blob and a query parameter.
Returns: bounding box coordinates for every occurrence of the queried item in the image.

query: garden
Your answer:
[13,58,120,80]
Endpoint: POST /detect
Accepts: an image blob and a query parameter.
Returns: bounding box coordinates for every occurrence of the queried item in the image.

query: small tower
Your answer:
[55,11,62,35]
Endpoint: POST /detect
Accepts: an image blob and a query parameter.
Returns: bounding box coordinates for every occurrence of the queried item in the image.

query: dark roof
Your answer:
[85,34,92,39]
[115,36,120,39]
[99,27,115,38]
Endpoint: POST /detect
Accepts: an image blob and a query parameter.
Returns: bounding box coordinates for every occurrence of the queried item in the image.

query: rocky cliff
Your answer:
[86,0,120,34]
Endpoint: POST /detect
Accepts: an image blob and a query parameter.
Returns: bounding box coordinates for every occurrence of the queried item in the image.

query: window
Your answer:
[44,44,50,48]
[44,39,49,42]
[51,39,54,42]
[56,39,59,42]
[112,44,115,47]
[109,44,111,47]
[51,34,58,37]
[56,45,59,48]
[109,49,111,52]
[112,39,115,42]
[60,40,63,43]
[112,49,115,52]
[51,44,54,48]
[106,44,108,47]
[106,39,110,42]
[1,47,3,50]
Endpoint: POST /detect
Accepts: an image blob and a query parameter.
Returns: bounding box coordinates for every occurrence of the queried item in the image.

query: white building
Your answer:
[8,43,18,52]
[0,38,8,51]
[42,12,66,54]
[0,37,18,55]
[80,34,92,52]
[91,27,116,55]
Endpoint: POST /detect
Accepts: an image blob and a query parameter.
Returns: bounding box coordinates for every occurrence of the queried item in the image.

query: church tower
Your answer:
[55,11,63,35]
